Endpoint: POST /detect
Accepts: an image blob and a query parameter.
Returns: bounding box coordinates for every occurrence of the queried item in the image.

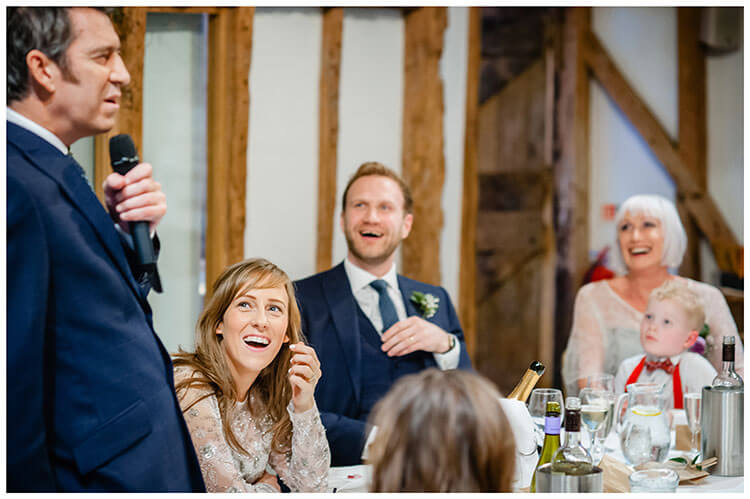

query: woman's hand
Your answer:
[255,471,280,492]
[288,342,321,413]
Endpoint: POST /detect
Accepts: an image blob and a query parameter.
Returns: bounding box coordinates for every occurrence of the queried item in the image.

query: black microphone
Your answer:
[109,134,163,293]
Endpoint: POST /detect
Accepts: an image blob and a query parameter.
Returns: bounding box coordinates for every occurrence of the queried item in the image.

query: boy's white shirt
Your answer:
[614,352,717,409]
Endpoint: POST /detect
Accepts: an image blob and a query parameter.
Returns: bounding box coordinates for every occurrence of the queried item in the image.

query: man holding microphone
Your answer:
[7,7,203,491]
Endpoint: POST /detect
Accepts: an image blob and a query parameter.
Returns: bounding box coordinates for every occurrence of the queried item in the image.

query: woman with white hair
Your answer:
[561,194,743,395]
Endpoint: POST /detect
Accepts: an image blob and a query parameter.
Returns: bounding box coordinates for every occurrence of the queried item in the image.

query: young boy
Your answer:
[614,280,717,409]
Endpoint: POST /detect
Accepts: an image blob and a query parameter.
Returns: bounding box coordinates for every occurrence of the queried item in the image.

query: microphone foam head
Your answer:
[109,134,139,173]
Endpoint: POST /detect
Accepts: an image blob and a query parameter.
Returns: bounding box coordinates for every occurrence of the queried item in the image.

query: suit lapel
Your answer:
[323,263,362,403]
[398,275,420,318]
[9,124,147,307]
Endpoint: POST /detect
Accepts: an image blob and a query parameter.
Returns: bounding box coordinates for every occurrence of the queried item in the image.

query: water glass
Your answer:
[527,388,564,447]
[629,469,679,493]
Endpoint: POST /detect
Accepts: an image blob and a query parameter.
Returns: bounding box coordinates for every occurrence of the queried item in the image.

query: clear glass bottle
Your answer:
[530,400,561,492]
[712,336,744,389]
[550,397,593,476]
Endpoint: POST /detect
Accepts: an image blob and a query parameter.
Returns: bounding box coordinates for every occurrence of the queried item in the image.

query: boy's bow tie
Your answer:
[645,358,675,374]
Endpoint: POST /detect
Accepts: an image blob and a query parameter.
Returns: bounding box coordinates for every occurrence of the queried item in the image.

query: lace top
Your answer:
[174,366,330,492]
[561,278,744,395]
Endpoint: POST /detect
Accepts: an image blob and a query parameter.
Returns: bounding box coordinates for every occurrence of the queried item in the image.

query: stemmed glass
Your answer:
[684,392,702,459]
[528,388,564,449]
[580,387,612,463]
[585,373,616,450]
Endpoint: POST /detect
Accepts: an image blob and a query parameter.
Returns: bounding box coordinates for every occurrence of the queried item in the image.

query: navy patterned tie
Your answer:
[370,279,399,332]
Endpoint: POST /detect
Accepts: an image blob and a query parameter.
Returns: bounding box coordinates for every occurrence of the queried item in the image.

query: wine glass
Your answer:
[580,387,611,463]
[684,392,702,459]
[527,388,564,448]
[585,373,616,448]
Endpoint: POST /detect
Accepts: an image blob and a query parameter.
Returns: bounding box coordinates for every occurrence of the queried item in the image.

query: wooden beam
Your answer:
[553,6,590,388]
[677,8,707,190]
[582,28,740,274]
[316,7,343,273]
[205,7,254,293]
[401,6,447,286]
[227,8,254,270]
[538,45,557,387]
[95,7,147,203]
[677,7,707,280]
[459,7,481,361]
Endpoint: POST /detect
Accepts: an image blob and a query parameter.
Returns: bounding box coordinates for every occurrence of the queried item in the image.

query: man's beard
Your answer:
[344,230,401,267]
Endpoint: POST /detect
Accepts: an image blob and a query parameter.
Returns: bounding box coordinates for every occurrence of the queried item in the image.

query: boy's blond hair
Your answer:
[649,279,705,332]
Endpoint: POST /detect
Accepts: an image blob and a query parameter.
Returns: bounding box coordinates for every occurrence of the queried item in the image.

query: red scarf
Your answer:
[625,356,683,409]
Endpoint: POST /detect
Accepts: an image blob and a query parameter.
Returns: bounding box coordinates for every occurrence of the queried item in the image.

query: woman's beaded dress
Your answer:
[175,366,330,492]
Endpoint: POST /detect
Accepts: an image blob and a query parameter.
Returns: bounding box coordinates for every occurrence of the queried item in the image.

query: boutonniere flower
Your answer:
[410,291,439,319]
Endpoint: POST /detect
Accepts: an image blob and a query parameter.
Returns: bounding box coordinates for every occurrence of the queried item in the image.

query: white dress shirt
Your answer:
[614,352,717,410]
[342,257,460,370]
[7,107,68,154]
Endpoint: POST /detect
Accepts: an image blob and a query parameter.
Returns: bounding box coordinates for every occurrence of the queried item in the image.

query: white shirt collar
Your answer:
[7,107,69,155]
[646,352,684,365]
[343,257,399,294]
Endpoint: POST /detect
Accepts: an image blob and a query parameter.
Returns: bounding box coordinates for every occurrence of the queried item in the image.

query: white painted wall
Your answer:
[332,8,405,271]
[588,7,743,285]
[440,7,469,306]
[245,8,322,281]
[142,13,207,353]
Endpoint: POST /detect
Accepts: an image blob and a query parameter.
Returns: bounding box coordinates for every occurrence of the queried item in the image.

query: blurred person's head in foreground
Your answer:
[367,368,515,492]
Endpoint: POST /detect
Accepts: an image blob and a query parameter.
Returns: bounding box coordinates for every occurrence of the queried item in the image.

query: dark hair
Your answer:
[368,369,516,492]
[341,161,414,214]
[7,7,113,102]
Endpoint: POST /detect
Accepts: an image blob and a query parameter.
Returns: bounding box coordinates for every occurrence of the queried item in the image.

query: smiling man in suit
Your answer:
[295,162,472,465]
[6,7,203,491]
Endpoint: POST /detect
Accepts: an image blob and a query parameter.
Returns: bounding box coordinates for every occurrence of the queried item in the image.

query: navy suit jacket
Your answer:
[6,122,205,491]
[295,262,472,465]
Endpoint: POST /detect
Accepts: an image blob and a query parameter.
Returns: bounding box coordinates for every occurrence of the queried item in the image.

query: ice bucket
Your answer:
[701,386,743,476]
[534,464,603,492]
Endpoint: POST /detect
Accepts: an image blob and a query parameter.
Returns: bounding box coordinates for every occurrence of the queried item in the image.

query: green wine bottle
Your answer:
[530,400,561,493]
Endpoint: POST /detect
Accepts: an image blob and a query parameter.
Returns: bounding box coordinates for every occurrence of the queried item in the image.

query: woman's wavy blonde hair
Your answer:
[367,368,516,492]
[173,258,304,456]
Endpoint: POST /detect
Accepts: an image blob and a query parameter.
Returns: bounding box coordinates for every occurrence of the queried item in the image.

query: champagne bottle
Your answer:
[550,397,593,476]
[506,361,545,402]
[712,336,744,389]
[530,401,561,493]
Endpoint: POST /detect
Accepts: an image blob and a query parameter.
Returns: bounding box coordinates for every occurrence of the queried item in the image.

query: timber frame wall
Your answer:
[95,7,254,294]
[99,7,738,365]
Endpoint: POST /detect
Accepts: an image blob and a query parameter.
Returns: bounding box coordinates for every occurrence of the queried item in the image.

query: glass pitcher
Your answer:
[615,383,670,465]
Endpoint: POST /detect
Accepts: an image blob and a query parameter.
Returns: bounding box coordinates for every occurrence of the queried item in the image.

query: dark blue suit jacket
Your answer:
[6,122,205,491]
[295,262,472,465]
